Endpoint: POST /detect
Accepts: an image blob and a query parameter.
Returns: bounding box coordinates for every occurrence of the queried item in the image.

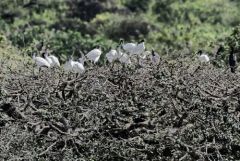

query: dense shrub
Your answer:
[124,0,150,12]
[50,18,98,36]
[226,26,240,50]
[0,0,240,61]
[66,0,105,21]
[153,0,175,23]
[105,17,151,41]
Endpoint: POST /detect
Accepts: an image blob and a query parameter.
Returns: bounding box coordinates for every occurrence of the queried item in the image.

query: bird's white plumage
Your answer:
[43,53,60,67]
[122,42,145,56]
[63,59,74,72]
[45,56,53,66]
[122,43,137,54]
[64,57,85,74]
[119,53,131,64]
[106,49,118,63]
[33,54,50,68]
[116,46,123,59]
[134,42,145,55]
[86,48,102,63]
[199,54,210,63]
[72,61,85,74]
[49,55,60,67]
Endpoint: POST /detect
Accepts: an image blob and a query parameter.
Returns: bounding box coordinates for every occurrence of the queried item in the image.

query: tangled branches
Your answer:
[0,59,240,161]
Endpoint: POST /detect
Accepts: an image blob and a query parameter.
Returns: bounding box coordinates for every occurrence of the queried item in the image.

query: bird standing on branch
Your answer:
[86,45,102,64]
[216,45,224,57]
[197,50,210,63]
[33,53,50,69]
[229,46,237,73]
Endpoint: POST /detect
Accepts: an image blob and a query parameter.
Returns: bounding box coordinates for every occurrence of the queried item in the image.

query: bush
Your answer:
[226,26,240,50]
[50,18,98,36]
[0,0,240,63]
[66,0,105,21]
[92,13,151,41]
[107,18,150,41]
[153,0,175,23]
[124,0,150,12]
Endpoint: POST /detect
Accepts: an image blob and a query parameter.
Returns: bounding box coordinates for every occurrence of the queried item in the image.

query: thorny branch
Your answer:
[0,59,240,160]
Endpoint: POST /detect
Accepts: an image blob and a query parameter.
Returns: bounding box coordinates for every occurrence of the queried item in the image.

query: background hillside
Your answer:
[0,0,240,61]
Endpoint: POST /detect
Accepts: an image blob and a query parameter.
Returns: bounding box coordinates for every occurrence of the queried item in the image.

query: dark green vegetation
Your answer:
[0,0,240,61]
[1,0,240,161]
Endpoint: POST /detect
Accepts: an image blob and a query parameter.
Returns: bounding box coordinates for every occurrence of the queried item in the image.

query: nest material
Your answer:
[0,59,240,161]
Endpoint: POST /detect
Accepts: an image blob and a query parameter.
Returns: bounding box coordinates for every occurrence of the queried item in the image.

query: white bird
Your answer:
[116,45,131,65]
[106,49,118,63]
[42,52,60,67]
[198,50,210,63]
[33,53,50,68]
[121,40,137,55]
[199,55,210,63]
[134,39,145,56]
[48,55,60,67]
[86,46,102,64]
[119,53,131,65]
[63,56,85,74]
[72,58,85,74]
[150,49,160,64]
[116,45,123,59]
[63,56,75,72]
[120,39,145,56]
[41,52,51,65]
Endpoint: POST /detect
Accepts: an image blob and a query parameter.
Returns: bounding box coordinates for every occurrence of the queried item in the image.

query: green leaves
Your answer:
[124,0,150,12]
[0,0,240,62]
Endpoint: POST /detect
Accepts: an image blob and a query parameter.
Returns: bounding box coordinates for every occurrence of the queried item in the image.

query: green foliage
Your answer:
[0,0,239,62]
[150,0,240,52]
[66,0,105,21]
[124,0,150,12]
[153,0,175,22]
[0,34,30,69]
[223,26,240,64]
[92,13,151,41]
[226,26,240,50]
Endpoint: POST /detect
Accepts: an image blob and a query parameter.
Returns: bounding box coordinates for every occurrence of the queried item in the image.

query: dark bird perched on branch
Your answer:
[229,46,237,73]
[216,45,224,56]
[151,49,160,64]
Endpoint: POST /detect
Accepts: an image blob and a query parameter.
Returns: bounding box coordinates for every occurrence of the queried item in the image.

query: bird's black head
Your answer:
[116,44,123,50]
[94,45,101,49]
[197,50,203,55]
[218,45,224,51]
[216,45,224,55]
[138,39,145,44]
[119,39,124,45]
[41,52,46,58]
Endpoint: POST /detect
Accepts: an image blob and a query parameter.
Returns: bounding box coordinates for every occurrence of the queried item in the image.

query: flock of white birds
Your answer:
[33,40,210,74]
